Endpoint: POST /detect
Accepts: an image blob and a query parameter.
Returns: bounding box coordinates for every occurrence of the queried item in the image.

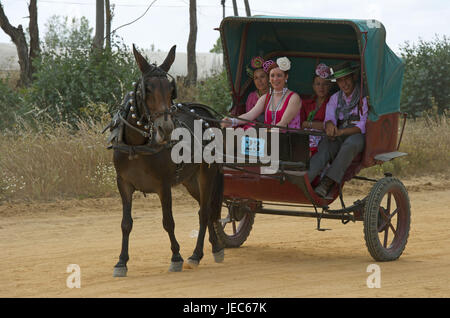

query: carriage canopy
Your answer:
[219,16,404,121]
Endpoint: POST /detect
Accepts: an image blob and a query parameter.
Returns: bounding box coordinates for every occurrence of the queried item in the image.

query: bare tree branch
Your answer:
[92,0,104,50]
[28,0,40,74]
[186,0,197,86]
[0,3,32,86]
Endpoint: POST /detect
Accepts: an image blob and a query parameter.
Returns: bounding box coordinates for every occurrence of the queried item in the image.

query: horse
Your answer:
[110,44,224,277]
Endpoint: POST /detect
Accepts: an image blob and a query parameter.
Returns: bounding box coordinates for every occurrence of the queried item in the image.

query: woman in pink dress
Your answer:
[222,57,302,129]
[245,56,270,114]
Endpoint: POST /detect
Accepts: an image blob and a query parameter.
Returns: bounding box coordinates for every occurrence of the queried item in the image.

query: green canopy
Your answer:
[219,16,404,121]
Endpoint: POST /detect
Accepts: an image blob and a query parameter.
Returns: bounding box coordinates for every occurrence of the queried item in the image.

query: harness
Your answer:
[104,65,179,159]
[123,66,178,140]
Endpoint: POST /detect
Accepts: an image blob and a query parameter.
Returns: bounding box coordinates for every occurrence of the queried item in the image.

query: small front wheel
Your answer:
[213,202,256,248]
[364,177,411,261]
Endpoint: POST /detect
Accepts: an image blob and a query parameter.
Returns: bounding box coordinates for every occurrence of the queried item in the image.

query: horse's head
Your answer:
[132,44,177,145]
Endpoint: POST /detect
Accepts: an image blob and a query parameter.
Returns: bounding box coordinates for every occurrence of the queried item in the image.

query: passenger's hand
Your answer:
[221,117,232,128]
[325,122,337,137]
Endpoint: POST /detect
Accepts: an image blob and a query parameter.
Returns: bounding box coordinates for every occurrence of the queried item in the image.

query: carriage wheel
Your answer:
[213,202,255,248]
[363,177,411,261]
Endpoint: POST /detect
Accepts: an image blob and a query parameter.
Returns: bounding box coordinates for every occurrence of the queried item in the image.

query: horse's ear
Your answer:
[132,44,152,74]
[159,45,176,72]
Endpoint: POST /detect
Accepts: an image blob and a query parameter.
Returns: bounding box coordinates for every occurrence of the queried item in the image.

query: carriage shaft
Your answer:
[255,208,355,221]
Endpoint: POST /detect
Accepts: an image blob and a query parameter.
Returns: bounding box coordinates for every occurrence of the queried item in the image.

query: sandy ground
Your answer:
[0,177,449,298]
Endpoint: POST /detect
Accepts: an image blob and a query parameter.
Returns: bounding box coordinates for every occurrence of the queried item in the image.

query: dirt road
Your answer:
[1,178,449,298]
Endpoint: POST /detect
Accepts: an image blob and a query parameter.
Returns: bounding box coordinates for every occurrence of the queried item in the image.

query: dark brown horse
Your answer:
[111,45,224,277]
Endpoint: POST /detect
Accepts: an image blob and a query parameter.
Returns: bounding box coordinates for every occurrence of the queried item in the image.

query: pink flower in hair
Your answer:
[316,63,331,79]
[262,60,275,73]
[251,56,264,69]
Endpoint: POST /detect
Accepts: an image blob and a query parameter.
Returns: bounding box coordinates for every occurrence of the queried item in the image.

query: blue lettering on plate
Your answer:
[241,137,265,157]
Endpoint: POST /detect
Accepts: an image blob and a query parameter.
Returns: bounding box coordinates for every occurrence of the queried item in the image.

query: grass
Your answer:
[0,117,116,202]
[0,112,449,203]
[363,114,450,177]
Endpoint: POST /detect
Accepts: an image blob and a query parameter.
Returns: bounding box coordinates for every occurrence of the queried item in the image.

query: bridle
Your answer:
[121,65,178,141]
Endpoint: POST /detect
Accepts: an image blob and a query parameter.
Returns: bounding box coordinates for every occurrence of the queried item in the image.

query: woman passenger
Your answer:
[222,57,302,129]
[245,56,270,115]
[300,63,333,156]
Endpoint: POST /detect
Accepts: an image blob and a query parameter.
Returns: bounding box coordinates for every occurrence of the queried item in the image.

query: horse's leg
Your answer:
[185,165,223,268]
[184,203,208,269]
[159,186,184,272]
[113,176,135,277]
[207,168,225,263]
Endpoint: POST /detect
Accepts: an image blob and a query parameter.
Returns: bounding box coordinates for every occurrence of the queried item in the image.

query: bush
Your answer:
[0,79,24,130]
[195,70,232,114]
[400,35,450,118]
[25,16,140,126]
[0,16,141,130]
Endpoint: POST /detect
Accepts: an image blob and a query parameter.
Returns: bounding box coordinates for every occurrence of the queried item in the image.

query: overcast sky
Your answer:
[0,0,448,54]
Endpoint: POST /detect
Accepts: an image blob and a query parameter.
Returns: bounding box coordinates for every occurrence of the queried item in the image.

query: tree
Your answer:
[105,0,115,50]
[221,0,226,19]
[232,0,239,16]
[186,0,197,86]
[0,0,39,86]
[244,0,251,16]
[400,35,450,118]
[92,0,104,50]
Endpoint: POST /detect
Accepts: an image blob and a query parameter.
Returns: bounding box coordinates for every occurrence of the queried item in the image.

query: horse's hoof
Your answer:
[184,258,199,269]
[113,266,128,277]
[169,261,184,272]
[213,249,225,263]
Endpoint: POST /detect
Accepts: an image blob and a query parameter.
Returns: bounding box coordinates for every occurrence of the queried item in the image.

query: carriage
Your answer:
[212,16,411,262]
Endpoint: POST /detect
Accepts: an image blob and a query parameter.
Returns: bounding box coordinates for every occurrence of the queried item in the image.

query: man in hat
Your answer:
[308,61,368,197]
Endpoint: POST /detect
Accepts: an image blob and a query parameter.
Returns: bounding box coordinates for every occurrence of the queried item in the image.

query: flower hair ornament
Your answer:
[276,57,291,72]
[246,56,266,78]
[315,63,331,79]
[262,59,276,73]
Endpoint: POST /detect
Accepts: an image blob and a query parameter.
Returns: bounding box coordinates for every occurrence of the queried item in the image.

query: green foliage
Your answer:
[210,37,223,54]
[25,16,140,126]
[0,79,24,130]
[43,16,94,53]
[0,15,140,130]
[196,70,232,114]
[400,35,450,118]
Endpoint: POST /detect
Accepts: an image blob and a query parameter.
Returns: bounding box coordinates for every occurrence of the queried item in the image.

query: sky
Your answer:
[0,0,448,55]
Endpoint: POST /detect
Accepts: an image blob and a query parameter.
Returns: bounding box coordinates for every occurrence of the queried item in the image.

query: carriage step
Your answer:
[374,151,407,162]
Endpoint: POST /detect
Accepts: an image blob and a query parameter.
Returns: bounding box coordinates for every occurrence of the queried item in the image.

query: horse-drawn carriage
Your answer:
[212,16,411,262]
[108,16,411,276]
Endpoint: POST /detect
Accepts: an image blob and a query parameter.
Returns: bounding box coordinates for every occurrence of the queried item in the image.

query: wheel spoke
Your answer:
[389,222,397,236]
[378,208,389,232]
[390,208,399,219]
[387,192,392,213]
[380,208,389,222]
[383,227,389,248]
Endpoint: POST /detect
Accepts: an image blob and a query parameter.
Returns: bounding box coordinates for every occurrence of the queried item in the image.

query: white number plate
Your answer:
[240,136,265,157]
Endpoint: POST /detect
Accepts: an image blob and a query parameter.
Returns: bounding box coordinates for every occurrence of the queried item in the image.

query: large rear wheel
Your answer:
[213,201,256,248]
[364,177,411,261]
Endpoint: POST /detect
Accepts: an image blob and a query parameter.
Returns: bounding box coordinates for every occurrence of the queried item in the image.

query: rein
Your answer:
[125,66,178,140]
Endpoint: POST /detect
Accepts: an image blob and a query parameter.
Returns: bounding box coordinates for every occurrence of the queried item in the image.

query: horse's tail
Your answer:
[209,166,224,222]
